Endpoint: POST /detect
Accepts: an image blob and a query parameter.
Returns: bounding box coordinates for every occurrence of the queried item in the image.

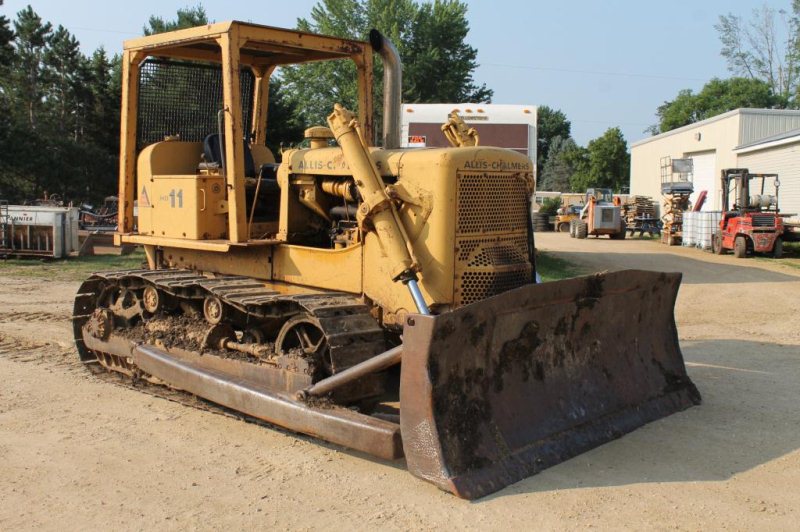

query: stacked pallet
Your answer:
[622,196,656,228]
[661,193,691,245]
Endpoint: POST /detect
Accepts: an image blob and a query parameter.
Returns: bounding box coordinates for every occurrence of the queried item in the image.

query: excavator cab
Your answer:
[74,21,700,499]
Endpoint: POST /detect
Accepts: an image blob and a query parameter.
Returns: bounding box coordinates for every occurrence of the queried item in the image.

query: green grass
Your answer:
[0,250,147,281]
[754,241,800,270]
[536,250,587,281]
[0,246,588,284]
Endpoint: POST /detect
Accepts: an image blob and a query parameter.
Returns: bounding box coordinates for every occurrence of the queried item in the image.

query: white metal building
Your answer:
[630,108,800,213]
[734,129,800,217]
[400,103,537,169]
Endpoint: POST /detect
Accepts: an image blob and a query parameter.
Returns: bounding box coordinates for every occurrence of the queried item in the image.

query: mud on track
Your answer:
[1,238,799,530]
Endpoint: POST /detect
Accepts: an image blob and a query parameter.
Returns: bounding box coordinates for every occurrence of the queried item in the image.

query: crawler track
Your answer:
[73,268,388,402]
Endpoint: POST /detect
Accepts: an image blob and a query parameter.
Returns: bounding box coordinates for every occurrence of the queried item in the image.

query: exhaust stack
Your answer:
[369,29,402,149]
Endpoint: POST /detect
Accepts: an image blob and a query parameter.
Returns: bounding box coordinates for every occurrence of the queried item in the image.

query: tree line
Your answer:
[650,1,800,134]
[536,107,630,194]
[538,1,800,193]
[0,1,496,204]
[0,1,631,203]
[0,2,120,204]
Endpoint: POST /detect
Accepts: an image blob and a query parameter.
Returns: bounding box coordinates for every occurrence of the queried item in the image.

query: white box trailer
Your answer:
[400,103,538,171]
[1,205,80,258]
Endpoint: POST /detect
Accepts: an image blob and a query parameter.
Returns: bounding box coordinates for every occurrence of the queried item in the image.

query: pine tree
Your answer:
[0,0,14,74]
[11,6,52,128]
[539,136,579,192]
[144,5,209,35]
[44,25,84,133]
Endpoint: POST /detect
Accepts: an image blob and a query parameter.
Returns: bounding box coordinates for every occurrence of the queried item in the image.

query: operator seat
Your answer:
[203,133,279,194]
[203,133,257,177]
[202,133,282,229]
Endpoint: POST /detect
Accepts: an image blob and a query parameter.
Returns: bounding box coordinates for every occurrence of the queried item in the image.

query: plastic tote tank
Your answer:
[696,211,721,250]
[682,212,696,247]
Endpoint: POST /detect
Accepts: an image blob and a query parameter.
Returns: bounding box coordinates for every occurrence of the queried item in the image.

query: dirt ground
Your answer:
[1,235,799,531]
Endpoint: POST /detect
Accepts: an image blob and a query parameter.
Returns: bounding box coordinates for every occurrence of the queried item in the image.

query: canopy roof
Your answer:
[123,20,370,67]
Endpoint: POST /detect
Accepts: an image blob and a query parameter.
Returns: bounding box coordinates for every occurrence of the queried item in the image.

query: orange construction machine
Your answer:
[569,188,626,239]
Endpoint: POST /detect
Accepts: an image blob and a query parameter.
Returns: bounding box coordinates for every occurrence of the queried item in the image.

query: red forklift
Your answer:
[712,169,783,258]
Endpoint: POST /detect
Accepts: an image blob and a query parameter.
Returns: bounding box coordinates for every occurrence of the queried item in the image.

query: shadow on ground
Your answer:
[483,339,800,499]
[549,250,798,284]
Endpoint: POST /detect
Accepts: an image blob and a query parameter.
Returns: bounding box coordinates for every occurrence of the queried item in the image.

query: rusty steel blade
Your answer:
[399,270,701,499]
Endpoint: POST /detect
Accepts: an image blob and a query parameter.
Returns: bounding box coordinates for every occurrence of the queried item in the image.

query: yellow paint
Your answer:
[273,244,362,293]
[115,21,536,327]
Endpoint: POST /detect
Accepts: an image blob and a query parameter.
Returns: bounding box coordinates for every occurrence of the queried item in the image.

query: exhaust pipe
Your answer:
[369,29,402,149]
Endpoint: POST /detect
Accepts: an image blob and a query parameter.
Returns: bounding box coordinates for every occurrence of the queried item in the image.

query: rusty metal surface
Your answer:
[75,269,386,372]
[82,333,315,393]
[80,328,400,457]
[303,345,402,398]
[74,269,400,459]
[399,270,700,499]
[130,343,403,460]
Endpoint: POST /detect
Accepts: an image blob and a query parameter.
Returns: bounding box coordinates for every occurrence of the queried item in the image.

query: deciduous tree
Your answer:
[281,0,492,138]
[716,3,800,102]
[569,128,629,193]
[652,77,781,133]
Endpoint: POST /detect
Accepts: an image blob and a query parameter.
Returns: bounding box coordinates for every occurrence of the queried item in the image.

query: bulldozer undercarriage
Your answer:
[74,270,403,456]
[73,268,700,499]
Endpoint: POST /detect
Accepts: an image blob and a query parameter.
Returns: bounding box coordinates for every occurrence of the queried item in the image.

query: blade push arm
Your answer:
[327,104,429,314]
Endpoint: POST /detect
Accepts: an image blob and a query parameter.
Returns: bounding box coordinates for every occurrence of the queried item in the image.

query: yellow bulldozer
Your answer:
[72,21,699,499]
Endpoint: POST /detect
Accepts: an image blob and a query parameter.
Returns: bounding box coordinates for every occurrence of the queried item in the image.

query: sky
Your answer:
[2,0,783,145]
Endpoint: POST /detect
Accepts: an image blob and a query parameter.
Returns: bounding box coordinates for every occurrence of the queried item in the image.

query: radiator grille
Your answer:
[454,172,532,307]
[750,214,776,227]
[457,234,529,262]
[458,266,532,307]
[457,173,529,234]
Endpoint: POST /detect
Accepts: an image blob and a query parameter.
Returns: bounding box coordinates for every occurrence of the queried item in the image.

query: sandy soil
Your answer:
[1,236,799,531]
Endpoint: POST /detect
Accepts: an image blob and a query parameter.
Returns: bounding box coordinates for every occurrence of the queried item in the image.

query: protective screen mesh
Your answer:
[137,59,254,150]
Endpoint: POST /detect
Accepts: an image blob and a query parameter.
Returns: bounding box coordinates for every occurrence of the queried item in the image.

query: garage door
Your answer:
[687,151,716,211]
[738,143,800,218]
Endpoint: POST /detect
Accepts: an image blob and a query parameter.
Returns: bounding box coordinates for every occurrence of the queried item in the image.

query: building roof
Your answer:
[734,127,800,153]
[631,108,800,148]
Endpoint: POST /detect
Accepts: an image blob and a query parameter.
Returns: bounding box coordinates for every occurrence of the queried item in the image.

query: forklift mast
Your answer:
[720,169,780,213]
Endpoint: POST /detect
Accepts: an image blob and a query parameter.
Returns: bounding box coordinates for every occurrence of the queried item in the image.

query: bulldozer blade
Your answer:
[399,270,700,499]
